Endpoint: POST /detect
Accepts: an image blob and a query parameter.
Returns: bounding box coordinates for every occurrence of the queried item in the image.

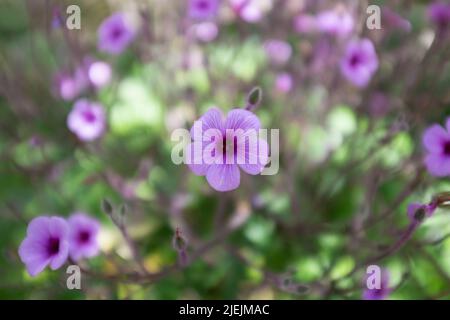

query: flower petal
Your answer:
[225,109,261,131]
[190,107,224,141]
[423,124,448,153]
[50,240,69,270]
[425,153,450,177]
[238,138,269,175]
[206,164,240,192]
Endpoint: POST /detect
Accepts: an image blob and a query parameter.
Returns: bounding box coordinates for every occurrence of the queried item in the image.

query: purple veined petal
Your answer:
[190,107,225,140]
[48,217,69,239]
[26,216,51,239]
[422,124,448,153]
[238,138,269,175]
[49,239,69,270]
[206,164,241,192]
[185,142,210,176]
[18,237,50,277]
[225,109,261,131]
[425,153,450,177]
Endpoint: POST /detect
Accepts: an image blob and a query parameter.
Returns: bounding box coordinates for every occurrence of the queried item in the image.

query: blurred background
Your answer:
[1,0,450,299]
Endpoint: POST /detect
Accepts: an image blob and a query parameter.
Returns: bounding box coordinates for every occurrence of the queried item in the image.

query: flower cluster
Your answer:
[18,213,100,277]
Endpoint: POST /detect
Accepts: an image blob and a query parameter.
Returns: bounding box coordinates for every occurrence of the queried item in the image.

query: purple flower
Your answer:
[293,14,317,34]
[188,0,220,20]
[68,213,101,261]
[18,216,69,277]
[98,12,136,55]
[422,118,450,176]
[191,22,219,42]
[186,107,268,192]
[67,99,106,142]
[340,38,378,87]
[88,61,112,88]
[382,7,412,33]
[428,2,450,30]
[54,68,88,101]
[263,40,292,66]
[316,10,354,37]
[363,269,392,300]
[230,0,264,23]
[275,72,293,93]
[407,202,436,223]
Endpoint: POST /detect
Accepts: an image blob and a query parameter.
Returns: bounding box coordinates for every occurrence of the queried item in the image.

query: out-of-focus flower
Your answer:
[230,0,272,23]
[18,216,69,277]
[189,0,220,20]
[88,61,112,88]
[316,9,354,37]
[186,107,268,192]
[54,59,111,100]
[54,68,88,101]
[293,14,317,34]
[98,12,136,55]
[427,1,450,30]
[407,202,436,224]
[275,72,293,93]
[422,118,450,177]
[368,92,390,117]
[382,6,412,32]
[340,38,378,87]
[191,22,219,42]
[67,99,106,142]
[362,269,392,300]
[68,213,101,261]
[263,39,292,65]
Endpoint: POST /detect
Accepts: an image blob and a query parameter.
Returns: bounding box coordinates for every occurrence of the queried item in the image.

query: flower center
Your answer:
[111,27,124,40]
[78,230,91,244]
[82,110,96,123]
[197,0,210,10]
[444,141,450,156]
[349,54,361,67]
[47,237,60,255]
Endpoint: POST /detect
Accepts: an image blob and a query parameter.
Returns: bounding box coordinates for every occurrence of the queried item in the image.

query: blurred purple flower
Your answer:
[340,38,378,87]
[316,10,354,37]
[192,22,219,42]
[18,216,69,277]
[428,1,450,30]
[67,99,106,142]
[422,118,450,177]
[189,0,220,20]
[88,61,112,88]
[187,107,268,192]
[68,213,101,261]
[98,12,136,55]
[275,72,293,93]
[54,68,88,101]
[263,39,292,66]
[230,0,264,23]
[293,14,317,34]
[363,269,392,300]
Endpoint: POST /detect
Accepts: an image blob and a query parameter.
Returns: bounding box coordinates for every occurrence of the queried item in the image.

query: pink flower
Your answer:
[67,99,106,142]
[98,12,136,55]
[293,14,317,34]
[422,118,450,177]
[189,0,220,20]
[340,38,378,87]
[18,216,69,276]
[191,22,219,42]
[186,107,268,192]
[275,72,293,93]
[88,61,112,88]
[68,213,101,261]
[316,10,354,37]
[263,39,292,66]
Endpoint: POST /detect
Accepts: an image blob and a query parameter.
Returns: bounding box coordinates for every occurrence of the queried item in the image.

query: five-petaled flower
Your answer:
[186,107,269,192]
[422,118,450,177]
[340,38,379,87]
[68,213,101,261]
[67,99,106,142]
[98,12,136,55]
[18,216,70,277]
